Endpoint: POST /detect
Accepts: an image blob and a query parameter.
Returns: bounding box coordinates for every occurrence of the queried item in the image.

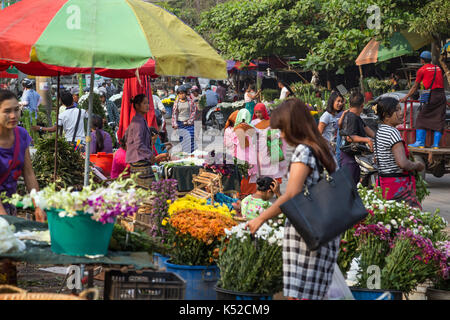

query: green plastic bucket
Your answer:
[46,209,115,256]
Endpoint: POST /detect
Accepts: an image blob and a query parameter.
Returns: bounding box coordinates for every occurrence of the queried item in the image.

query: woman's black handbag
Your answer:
[280,165,368,251]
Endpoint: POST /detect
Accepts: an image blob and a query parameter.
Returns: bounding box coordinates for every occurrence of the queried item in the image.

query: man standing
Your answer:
[32,92,88,150]
[19,78,41,126]
[216,81,227,103]
[99,92,120,129]
[400,51,447,149]
[340,91,375,185]
[105,80,116,99]
[202,85,219,130]
[71,87,80,107]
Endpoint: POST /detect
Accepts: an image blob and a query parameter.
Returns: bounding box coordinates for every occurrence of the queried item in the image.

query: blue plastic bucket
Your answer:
[164,260,219,300]
[153,253,170,269]
[215,286,273,300]
[350,287,403,300]
[46,209,115,256]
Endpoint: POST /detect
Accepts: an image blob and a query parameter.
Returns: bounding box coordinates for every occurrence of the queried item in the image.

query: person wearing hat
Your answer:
[172,85,197,153]
[71,87,80,107]
[202,84,219,130]
[19,79,42,128]
[400,51,447,149]
[99,91,120,130]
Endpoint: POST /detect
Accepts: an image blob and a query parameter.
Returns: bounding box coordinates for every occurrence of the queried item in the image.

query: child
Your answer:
[240,177,280,220]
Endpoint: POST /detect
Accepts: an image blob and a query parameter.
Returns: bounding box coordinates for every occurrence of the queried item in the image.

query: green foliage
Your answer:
[409,0,450,37]
[80,93,105,119]
[365,77,394,96]
[261,89,279,102]
[109,223,164,254]
[216,223,283,294]
[290,82,331,111]
[198,0,434,75]
[31,135,84,191]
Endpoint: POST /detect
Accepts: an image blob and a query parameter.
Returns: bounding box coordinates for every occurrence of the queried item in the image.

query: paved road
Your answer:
[167,124,449,224]
[422,174,450,224]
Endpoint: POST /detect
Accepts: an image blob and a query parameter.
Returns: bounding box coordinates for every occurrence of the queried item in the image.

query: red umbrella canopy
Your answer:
[0,59,157,78]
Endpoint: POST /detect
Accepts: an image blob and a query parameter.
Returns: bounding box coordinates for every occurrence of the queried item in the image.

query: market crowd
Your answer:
[0,50,446,300]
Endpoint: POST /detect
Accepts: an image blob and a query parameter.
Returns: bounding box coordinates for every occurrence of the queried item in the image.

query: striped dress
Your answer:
[283,144,340,300]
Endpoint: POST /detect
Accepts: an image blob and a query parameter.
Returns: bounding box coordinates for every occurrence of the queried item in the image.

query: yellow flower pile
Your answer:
[167,195,236,219]
[310,111,319,116]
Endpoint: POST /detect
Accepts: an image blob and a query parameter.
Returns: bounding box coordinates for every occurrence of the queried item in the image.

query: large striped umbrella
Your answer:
[356,31,433,66]
[0,0,226,79]
[0,0,227,185]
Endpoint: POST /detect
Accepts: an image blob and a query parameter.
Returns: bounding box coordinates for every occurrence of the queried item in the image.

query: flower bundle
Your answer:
[381,228,449,294]
[217,222,284,294]
[161,98,174,107]
[203,163,233,178]
[339,185,448,275]
[9,177,153,224]
[165,209,237,266]
[167,195,236,219]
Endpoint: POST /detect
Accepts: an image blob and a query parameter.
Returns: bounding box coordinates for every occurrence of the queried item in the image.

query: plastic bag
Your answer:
[325,263,355,300]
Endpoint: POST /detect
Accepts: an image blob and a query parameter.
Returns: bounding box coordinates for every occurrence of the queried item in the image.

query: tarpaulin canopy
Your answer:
[117,75,157,141]
[356,31,433,66]
[227,60,257,71]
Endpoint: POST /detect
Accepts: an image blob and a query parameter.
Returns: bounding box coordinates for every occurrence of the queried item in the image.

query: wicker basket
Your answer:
[0,285,99,300]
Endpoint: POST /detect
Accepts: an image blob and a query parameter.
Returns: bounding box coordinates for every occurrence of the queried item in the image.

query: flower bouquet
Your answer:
[340,185,449,297]
[216,221,284,295]
[338,185,448,274]
[165,209,237,266]
[164,195,237,265]
[9,176,154,256]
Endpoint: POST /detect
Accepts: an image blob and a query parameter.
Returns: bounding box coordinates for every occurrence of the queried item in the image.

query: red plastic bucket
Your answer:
[90,152,114,176]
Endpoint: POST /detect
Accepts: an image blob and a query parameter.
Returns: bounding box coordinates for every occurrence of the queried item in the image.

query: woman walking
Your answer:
[244,85,260,119]
[172,86,197,153]
[252,103,288,184]
[247,98,339,300]
[233,109,258,197]
[374,97,425,209]
[0,90,45,221]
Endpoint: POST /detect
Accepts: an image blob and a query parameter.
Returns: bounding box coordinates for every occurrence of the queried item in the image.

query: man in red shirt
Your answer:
[400,51,447,149]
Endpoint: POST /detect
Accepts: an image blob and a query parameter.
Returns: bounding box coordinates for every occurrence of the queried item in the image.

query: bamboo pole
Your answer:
[83,68,95,186]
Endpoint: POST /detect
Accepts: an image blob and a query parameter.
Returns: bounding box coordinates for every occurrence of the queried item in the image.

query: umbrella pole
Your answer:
[53,72,60,183]
[359,65,364,93]
[83,68,95,186]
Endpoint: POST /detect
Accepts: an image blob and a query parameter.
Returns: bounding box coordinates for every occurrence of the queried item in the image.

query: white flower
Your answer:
[268,237,277,245]
[385,224,391,231]
[390,219,397,226]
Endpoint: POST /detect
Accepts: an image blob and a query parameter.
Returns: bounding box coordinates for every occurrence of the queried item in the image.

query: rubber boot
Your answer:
[408,129,426,148]
[431,131,442,149]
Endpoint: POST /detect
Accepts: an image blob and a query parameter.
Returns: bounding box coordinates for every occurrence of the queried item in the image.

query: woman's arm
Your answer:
[317,122,326,134]
[0,203,7,215]
[392,142,425,172]
[22,148,46,221]
[246,162,311,234]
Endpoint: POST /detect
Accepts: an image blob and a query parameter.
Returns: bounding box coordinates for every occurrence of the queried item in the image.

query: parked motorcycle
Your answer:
[205,106,226,130]
[355,148,378,188]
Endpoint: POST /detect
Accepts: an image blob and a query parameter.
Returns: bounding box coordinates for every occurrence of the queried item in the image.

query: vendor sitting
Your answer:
[149,127,170,163]
[238,177,280,220]
[126,94,155,173]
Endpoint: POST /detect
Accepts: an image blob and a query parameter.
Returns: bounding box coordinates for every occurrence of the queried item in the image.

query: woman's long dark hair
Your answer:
[326,91,344,115]
[92,114,104,152]
[270,98,337,173]
[374,97,399,122]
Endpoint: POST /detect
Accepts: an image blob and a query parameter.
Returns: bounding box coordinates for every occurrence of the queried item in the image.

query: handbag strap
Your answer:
[72,108,82,144]
[427,65,437,90]
[0,127,21,186]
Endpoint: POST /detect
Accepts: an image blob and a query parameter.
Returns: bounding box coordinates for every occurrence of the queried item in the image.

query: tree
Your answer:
[197,0,439,77]
[197,0,323,61]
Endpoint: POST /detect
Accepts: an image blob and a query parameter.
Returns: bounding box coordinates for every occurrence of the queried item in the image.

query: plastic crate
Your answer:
[103,270,186,300]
